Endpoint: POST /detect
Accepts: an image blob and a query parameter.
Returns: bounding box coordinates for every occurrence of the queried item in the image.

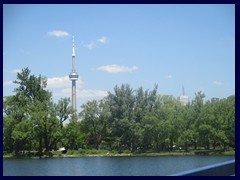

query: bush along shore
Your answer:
[3,149,235,159]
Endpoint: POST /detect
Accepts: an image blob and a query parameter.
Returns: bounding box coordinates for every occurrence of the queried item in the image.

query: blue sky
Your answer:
[3,4,235,112]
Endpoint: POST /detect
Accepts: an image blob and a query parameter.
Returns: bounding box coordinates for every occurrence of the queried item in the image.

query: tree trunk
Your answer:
[184,142,188,152]
[213,141,216,150]
[170,139,173,151]
[43,132,49,156]
[38,137,43,158]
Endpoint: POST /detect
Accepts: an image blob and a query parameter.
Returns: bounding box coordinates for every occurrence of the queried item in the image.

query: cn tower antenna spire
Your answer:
[72,35,75,57]
[72,35,76,72]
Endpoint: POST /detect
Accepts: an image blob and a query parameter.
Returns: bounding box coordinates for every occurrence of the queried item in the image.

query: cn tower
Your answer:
[69,36,79,112]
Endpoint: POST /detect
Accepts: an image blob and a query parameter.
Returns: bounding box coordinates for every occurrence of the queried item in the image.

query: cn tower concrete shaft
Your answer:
[72,80,77,111]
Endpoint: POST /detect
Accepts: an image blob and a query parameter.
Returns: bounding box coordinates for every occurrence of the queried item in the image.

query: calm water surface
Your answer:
[3,155,234,176]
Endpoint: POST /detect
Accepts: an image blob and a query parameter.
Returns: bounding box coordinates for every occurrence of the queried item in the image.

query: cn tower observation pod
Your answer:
[69,72,79,80]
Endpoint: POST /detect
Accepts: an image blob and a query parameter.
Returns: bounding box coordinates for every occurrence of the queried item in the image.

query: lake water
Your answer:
[3,155,234,176]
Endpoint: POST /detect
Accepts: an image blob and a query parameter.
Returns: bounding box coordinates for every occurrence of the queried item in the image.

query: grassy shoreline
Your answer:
[3,150,235,159]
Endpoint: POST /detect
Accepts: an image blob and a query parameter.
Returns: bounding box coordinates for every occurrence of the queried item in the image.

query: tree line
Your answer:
[3,68,235,157]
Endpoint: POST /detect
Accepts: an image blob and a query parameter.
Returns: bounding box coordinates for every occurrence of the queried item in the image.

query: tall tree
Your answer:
[3,68,64,157]
[106,84,136,151]
[79,99,110,150]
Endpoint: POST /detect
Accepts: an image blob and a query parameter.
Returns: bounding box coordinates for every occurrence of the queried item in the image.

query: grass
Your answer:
[222,150,235,156]
[3,149,235,158]
[51,151,63,157]
[66,149,111,156]
[194,149,235,156]
[3,153,13,158]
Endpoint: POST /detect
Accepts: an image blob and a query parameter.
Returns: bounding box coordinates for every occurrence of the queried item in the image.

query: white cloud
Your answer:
[82,36,108,49]
[47,30,70,37]
[47,75,107,99]
[11,69,21,74]
[52,88,71,97]
[213,81,223,85]
[166,75,173,79]
[35,73,109,101]
[52,87,108,98]
[97,64,138,73]
[47,76,83,89]
[97,36,108,44]
[78,89,108,98]
[3,80,13,86]
[84,42,97,49]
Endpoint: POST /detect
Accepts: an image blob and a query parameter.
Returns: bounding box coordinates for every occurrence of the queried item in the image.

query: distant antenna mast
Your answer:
[182,86,185,96]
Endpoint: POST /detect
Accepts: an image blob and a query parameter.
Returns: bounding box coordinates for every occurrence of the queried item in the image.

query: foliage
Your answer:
[3,68,73,157]
[3,68,235,157]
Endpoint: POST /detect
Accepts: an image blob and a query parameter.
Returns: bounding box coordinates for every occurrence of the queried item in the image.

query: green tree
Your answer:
[154,95,182,151]
[191,91,206,149]
[79,99,110,150]
[11,119,33,156]
[200,96,235,150]
[61,121,84,150]
[140,113,159,150]
[106,84,136,151]
[55,97,72,128]
[3,68,66,157]
[224,95,235,149]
